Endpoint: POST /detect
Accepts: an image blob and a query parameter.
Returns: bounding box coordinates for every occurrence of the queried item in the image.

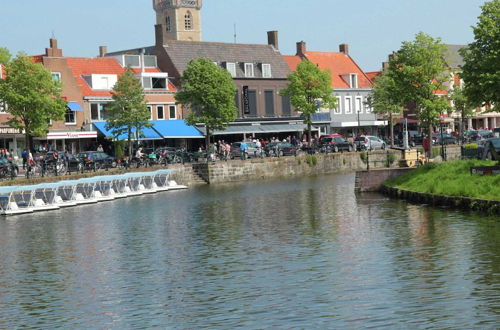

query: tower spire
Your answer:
[153,0,203,42]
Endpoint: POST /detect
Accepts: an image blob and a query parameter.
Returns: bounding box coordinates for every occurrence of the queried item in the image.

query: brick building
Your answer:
[284,42,386,137]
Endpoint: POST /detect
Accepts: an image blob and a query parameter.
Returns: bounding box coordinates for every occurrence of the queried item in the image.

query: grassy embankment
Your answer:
[385,160,500,201]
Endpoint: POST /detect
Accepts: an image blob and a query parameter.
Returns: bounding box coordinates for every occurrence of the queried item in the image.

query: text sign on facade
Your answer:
[243,86,250,115]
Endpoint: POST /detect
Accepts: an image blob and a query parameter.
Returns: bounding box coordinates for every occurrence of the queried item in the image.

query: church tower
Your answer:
[153,0,202,42]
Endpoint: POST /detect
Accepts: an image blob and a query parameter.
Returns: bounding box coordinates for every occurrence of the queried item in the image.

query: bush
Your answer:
[360,152,367,164]
[114,141,125,159]
[306,155,317,167]
[464,143,478,149]
[386,153,396,167]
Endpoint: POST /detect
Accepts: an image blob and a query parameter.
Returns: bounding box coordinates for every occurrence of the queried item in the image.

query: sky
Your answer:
[0,0,486,72]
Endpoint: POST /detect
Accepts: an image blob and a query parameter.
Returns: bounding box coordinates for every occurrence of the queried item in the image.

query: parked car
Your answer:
[264,142,299,157]
[69,151,117,172]
[318,134,343,144]
[432,133,457,145]
[230,142,262,159]
[467,130,493,142]
[354,136,386,151]
[478,138,500,160]
[319,137,355,152]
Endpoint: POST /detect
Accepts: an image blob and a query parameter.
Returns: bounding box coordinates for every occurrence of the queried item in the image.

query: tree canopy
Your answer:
[0,54,66,151]
[175,57,237,148]
[280,60,336,143]
[0,47,11,64]
[460,0,500,108]
[386,32,450,138]
[105,68,151,158]
[368,71,405,146]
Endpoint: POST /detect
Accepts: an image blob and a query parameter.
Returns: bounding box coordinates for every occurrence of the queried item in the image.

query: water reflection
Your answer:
[0,174,498,328]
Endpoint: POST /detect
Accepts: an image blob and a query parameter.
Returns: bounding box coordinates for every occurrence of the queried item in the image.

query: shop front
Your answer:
[35,131,98,154]
[0,126,25,159]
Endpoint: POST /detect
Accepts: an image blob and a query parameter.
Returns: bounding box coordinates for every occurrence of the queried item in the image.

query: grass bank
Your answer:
[385,160,500,201]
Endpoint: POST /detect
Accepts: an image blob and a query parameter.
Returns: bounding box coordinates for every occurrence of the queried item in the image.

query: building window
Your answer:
[146,105,152,120]
[334,96,341,114]
[142,77,167,90]
[124,55,140,68]
[350,74,358,88]
[169,105,176,119]
[226,62,236,77]
[345,97,352,114]
[0,100,7,114]
[65,108,76,124]
[355,96,363,114]
[52,72,61,82]
[166,16,171,32]
[264,90,274,117]
[157,105,164,120]
[90,103,108,121]
[282,95,291,116]
[184,11,192,30]
[244,63,254,78]
[262,64,272,78]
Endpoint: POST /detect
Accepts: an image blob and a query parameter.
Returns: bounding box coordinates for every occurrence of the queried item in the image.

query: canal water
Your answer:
[0,174,498,328]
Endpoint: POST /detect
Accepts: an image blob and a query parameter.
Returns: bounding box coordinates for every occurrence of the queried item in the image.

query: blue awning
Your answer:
[67,101,84,111]
[93,122,163,140]
[151,120,204,139]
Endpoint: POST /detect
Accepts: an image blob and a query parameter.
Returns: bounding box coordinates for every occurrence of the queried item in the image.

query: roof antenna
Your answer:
[51,30,56,39]
[233,23,237,43]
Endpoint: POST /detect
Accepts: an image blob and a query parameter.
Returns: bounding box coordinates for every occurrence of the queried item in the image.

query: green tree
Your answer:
[0,47,11,64]
[368,71,404,147]
[460,0,500,108]
[280,60,336,143]
[387,32,450,152]
[449,83,474,144]
[0,54,66,151]
[175,57,237,150]
[105,68,151,159]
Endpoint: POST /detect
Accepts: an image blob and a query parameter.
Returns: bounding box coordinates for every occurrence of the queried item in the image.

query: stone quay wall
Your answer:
[355,168,415,192]
[168,146,461,186]
[381,185,500,215]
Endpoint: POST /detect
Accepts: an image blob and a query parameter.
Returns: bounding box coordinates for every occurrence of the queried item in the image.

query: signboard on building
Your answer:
[46,132,98,140]
[243,86,250,114]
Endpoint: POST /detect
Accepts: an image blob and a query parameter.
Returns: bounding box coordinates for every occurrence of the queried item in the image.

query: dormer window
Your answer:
[350,73,358,88]
[262,64,272,78]
[225,62,236,77]
[185,11,193,31]
[141,72,169,90]
[244,63,254,78]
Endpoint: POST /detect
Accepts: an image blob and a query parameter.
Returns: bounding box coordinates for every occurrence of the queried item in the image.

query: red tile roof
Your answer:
[284,52,373,89]
[65,58,177,95]
[283,55,302,73]
[66,57,125,97]
[131,68,160,73]
[365,71,381,83]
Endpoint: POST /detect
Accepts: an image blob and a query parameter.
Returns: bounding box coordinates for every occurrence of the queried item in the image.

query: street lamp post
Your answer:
[357,109,360,137]
[439,115,447,161]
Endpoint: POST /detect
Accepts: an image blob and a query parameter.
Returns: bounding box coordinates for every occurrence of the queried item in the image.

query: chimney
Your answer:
[99,46,108,57]
[267,31,279,50]
[382,61,389,71]
[155,24,168,47]
[339,44,349,55]
[296,41,306,57]
[45,38,63,57]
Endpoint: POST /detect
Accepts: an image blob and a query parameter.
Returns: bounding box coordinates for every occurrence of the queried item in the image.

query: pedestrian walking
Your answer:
[21,149,28,170]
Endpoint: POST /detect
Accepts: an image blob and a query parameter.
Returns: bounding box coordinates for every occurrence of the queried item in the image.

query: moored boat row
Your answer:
[0,170,186,216]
